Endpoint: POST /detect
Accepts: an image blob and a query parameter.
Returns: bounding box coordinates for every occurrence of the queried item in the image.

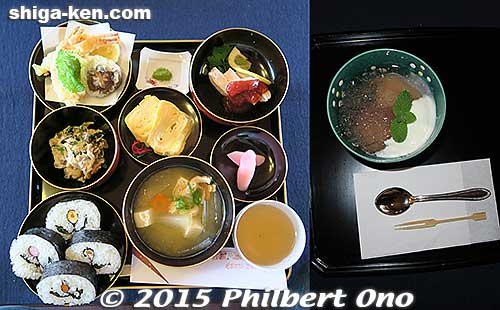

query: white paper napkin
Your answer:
[38,21,135,106]
[354,158,500,259]
[130,247,288,290]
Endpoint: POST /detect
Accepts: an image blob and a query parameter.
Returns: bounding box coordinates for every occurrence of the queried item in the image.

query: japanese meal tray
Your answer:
[28,39,291,289]
[311,28,500,275]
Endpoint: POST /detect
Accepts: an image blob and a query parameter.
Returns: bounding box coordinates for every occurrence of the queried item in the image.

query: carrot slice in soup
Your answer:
[149,193,171,213]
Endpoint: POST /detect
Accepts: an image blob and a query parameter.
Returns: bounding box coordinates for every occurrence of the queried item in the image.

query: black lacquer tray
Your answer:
[28,39,290,289]
[311,28,500,275]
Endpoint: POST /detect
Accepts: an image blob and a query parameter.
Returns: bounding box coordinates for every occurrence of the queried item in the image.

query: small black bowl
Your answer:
[28,20,132,112]
[190,28,289,125]
[118,87,202,165]
[210,126,288,202]
[123,156,235,267]
[18,191,127,300]
[30,106,120,191]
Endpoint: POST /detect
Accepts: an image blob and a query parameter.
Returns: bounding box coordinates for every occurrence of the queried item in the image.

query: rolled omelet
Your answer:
[125,95,193,156]
[125,95,161,142]
[147,101,193,156]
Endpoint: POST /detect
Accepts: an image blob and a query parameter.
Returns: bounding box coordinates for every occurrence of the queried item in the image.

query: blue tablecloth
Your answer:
[0,0,309,304]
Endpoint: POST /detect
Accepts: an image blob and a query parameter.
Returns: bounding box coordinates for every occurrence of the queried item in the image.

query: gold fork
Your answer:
[394,212,487,230]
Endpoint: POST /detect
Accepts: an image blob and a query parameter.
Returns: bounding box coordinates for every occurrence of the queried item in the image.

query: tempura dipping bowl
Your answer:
[326,48,446,163]
[190,28,289,125]
[30,106,120,191]
[122,156,235,267]
[233,200,306,271]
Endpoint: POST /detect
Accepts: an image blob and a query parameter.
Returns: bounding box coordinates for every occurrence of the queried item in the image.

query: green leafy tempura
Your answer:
[390,90,417,143]
[56,50,85,93]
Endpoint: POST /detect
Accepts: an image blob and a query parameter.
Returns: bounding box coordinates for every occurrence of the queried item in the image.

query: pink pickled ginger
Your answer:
[227,150,265,192]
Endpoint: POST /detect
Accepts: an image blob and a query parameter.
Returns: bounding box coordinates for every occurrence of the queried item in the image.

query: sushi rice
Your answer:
[10,198,125,306]
[66,230,122,275]
[37,260,97,306]
[46,199,101,240]
[9,227,65,280]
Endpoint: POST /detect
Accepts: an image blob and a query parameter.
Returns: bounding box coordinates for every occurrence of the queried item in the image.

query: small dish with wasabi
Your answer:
[136,47,192,94]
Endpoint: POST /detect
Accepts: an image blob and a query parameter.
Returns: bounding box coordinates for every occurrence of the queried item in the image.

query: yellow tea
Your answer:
[236,205,296,266]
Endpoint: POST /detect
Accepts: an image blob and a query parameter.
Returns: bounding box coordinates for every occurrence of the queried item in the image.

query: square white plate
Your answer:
[136,47,192,94]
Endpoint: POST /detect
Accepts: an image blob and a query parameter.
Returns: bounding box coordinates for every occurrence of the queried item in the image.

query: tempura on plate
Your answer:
[33,27,123,105]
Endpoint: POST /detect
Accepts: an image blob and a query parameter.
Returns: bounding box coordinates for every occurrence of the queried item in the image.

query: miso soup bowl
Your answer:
[327,48,446,164]
[233,200,306,271]
[122,156,235,267]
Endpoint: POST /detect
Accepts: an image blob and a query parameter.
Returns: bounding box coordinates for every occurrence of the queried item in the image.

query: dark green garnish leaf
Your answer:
[390,118,408,143]
[392,90,413,115]
[402,111,417,124]
[390,90,417,143]
[207,44,232,72]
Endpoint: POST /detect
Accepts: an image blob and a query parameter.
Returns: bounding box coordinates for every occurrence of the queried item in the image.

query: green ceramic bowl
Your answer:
[326,48,446,163]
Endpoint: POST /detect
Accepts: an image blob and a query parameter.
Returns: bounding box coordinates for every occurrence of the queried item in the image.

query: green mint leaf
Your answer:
[390,119,408,143]
[393,90,413,116]
[403,111,417,124]
[389,90,417,143]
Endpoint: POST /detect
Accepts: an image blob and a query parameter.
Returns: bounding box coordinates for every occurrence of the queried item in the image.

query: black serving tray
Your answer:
[311,28,500,275]
[28,39,290,288]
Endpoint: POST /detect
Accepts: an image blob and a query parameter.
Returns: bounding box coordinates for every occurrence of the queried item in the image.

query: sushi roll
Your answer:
[9,227,65,280]
[46,199,101,240]
[66,230,122,275]
[36,260,98,306]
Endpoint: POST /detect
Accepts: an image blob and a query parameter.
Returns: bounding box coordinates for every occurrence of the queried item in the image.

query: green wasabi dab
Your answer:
[152,67,173,81]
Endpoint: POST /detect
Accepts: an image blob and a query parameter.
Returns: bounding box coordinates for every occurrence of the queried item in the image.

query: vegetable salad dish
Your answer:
[49,122,108,182]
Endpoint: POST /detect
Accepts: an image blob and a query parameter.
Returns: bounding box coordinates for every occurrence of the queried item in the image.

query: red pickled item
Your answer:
[28,246,39,257]
[131,141,153,155]
[225,79,269,108]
